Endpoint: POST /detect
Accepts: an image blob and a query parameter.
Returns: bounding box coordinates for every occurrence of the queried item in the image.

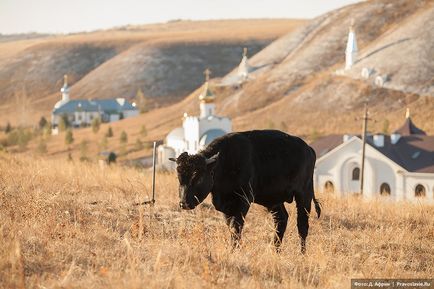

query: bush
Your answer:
[5,122,11,134]
[120,131,128,144]
[39,117,48,130]
[6,128,33,151]
[106,126,113,138]
[134,138,144,151]
[58,115,68,132]
[65,129,74,146]
[91,117,101,134]
[140,125,147,137]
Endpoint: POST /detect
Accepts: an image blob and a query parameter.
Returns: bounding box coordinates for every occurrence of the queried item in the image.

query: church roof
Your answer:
[199,129,226,147]
[394,117,427,136]
[237,47,253,78]
[199,81,215,103]
[53,98,136,114]
[166,127,184,141]
[311,134,434,174]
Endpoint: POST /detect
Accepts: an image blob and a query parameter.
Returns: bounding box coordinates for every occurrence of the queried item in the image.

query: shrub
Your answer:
[5,122,11,134]
[106,126,113,138]
[120,131,128,144]
[140,125,147,137]
[39,117,48,130]
[91,117,101,134]
[134,138,144,151]
[65,129,74,146]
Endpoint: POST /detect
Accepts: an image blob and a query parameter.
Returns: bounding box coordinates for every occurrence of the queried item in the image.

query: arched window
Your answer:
[324,181,334,194]
[380,183,391,196]
[352,167,360,180]
[415,184,426,197]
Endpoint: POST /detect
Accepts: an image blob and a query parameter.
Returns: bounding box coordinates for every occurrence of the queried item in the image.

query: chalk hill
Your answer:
[0,20,303,124]
[112,0,434,148]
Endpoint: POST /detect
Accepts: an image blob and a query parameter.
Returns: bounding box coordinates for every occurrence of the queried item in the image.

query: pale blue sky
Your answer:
[0,0,362,34]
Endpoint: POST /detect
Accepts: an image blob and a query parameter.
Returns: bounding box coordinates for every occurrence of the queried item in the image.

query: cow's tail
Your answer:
[309,146,321,218]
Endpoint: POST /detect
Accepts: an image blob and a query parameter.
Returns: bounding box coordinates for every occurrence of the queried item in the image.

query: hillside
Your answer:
[2,0,434,162]
[0,19,304,125]
[138,0,434,142]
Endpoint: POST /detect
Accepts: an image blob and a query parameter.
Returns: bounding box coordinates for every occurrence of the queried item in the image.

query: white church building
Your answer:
[51,75,139,133]
[311,110,434,203]
[157,70,232,169]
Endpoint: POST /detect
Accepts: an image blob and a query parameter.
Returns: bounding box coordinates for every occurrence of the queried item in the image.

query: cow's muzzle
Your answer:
[179,201,194,210]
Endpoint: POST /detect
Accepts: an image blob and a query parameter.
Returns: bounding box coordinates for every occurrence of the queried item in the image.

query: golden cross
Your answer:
[243,47,248,57]
[64,74,68,85]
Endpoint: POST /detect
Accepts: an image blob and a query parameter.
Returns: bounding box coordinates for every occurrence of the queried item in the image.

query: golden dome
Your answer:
[199,68,215,103]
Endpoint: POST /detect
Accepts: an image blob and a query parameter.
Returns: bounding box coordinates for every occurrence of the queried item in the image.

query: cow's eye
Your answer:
[191,172,201,183]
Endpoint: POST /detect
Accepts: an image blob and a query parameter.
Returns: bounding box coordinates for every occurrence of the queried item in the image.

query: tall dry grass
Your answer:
[0,152,433,288]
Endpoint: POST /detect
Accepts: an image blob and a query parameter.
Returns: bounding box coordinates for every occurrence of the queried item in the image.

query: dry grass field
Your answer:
[1,152,433,289]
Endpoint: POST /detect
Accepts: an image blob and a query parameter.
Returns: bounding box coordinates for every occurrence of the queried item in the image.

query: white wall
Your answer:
[314,137,434,203]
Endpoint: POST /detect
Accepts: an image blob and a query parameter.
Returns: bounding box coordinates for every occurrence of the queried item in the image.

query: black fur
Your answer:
[173,130,321,253]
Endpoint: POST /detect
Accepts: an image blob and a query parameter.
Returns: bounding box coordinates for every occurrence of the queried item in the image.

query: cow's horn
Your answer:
[168,157,176,162]
[206,152,219,165]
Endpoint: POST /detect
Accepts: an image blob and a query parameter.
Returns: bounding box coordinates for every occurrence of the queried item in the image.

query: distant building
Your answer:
[311,109,434,203]
[221,47,254,86]
[345,20,358,70]
[51,75,138,133]
[158,69,232,170]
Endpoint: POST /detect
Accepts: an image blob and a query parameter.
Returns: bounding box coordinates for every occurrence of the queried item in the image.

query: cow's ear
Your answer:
[168,157,176,162]
[205,152,219,166]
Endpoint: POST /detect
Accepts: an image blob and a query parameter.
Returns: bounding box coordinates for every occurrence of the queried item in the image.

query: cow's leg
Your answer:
[224,203,250,249]
[268,203,288,251]
[295,193,311,254]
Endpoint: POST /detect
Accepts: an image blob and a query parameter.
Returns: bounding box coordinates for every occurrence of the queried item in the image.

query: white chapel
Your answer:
[345,20,358,70]
[157,70,232,169]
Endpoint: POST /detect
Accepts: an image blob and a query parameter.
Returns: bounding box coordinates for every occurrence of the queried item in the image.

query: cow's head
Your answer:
[169,152,219,210]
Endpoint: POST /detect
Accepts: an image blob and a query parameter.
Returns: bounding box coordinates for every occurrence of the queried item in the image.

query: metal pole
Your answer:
[360,103,368,195]
[151,141,156,204]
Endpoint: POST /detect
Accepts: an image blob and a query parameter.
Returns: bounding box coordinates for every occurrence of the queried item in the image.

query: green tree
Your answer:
[91,117,101,134]
[382,119,390,134]
[15,128,32,151]
[38,116,48,130]
[134,138,144,151]
[105,126,114,138]
[120,130,128,144]
[42,124,52,139]
[140,125,147,137]
[65,129,74,147]
[136,88,148,113]
[5,122,11,134]
[58,115,68,132]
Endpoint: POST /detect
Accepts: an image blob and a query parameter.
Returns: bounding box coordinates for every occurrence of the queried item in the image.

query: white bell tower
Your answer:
[345,20,358,70]
[60,74,70,102]
[199,68,215,118]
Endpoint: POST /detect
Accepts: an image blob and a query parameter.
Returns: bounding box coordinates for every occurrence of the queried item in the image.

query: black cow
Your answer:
[170,130,321,253]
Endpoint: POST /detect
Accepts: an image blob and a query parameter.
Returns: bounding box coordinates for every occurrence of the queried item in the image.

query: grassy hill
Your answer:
[1,153,433,288]
[1,0,434,162]
[0,19,304,125]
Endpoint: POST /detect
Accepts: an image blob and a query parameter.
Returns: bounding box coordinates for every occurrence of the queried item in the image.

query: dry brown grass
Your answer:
[1,152,433,289]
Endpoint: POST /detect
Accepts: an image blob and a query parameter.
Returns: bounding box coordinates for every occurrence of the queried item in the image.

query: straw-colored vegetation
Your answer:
[1,152,433,289]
